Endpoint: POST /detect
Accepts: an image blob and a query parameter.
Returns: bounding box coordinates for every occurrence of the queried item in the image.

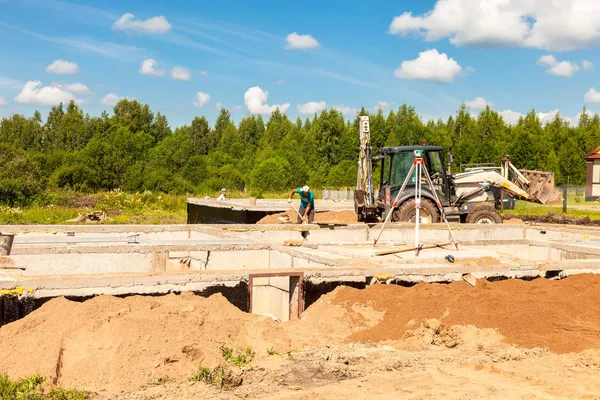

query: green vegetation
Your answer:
[188,364,242,388]
[504,200,600,221]
[1,99,597,215]
[0,373,90,400]
[188,366,214,384]
[220,345,255,367]
[267,347,279,356]
[0,190,188,224]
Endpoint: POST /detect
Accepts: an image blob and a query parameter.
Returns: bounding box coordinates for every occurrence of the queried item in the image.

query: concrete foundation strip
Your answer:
[375,242,452,256]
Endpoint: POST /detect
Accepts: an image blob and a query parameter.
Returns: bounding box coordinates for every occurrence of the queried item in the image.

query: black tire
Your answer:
[465,204,503,224]
[393,198,440,223]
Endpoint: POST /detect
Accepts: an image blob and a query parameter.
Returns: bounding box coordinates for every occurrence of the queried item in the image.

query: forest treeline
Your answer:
[0,99,598,205]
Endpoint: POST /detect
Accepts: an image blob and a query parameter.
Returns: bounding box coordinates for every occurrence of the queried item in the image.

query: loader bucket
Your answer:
[518,170,563,204]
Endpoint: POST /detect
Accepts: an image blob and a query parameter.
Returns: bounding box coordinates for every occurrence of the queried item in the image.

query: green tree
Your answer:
[327,160,358,187]
[251,157,292,193]
[0,144,42,205]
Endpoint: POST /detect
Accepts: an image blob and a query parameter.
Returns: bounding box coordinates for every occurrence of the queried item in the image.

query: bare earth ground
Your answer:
[257,210,359,224]
[1,275,600,399]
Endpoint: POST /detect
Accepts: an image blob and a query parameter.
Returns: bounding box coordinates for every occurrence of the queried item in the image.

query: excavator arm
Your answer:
[453,157,563,206]
[354,116,379,221]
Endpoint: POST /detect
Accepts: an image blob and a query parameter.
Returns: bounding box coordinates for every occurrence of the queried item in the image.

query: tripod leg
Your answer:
[422,168,459,250]
[415,161,421,255]
[373,162,416,246]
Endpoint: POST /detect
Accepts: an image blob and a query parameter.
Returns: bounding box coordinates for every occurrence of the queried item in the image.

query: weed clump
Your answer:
[188,365,242,388]
[0,373,91,400]
[219,345,255,367]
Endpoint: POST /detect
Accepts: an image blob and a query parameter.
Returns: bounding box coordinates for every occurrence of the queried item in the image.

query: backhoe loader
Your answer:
[354,116,562,224]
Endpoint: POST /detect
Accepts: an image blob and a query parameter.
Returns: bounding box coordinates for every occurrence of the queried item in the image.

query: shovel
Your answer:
[288,201,306,224]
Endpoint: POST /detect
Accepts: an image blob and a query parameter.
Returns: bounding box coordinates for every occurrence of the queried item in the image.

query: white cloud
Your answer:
[100,93,128,106]
[216,102,224,111]
[499,110,523,125]
[14,81,77,106]
[333,104,359,115]
[139,59,165,77]
[274,79,285,85]
[193,92,210,108]
[285,32,320,50]
[547,61,579,77]
[583,60,594,69]
[388,0,600,51]
[64,83,91,95]
[297,101,327,115]
[171,66,191,81]
[585,87,600,103]
[244,86,290,114]
[537,54,585,77]
[46,60,79,74]
[394,49,463,83]
[537,55,557,67]
[200,70,208,76]
[464,96,490,110]
[0,96,7,106]
[374,101,393,111]
[113,13,171,34]
[537,109,562,124]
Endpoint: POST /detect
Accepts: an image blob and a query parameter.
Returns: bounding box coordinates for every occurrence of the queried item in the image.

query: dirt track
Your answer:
[1,275,600,399]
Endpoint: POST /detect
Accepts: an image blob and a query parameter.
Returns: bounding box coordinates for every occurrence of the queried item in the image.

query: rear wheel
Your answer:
[393,199,440,223]
[465,204,503,224]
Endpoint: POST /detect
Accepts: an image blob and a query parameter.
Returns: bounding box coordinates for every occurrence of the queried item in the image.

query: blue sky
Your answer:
[1,0,599,127]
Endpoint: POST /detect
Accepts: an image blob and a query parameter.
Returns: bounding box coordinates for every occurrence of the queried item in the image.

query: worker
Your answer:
[288,185,315,224]
[217,188,227,201]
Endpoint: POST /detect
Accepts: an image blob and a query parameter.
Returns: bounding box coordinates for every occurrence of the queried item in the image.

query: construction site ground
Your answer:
[2,219,600,399]
[1,276,600,399]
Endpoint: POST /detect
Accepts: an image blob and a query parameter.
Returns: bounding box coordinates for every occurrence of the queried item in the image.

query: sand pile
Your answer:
[257,210,357,224]
[0,293,292,393]
[2,275,600,395]
[320,274,600,353]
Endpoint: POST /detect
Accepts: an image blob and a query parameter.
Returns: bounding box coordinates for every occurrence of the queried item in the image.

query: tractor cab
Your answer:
[375,146,453,220]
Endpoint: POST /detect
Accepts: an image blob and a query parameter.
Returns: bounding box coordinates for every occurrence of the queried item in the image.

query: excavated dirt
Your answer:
[328,274,600,353]
[1,275,600,399]
[257,210,358,225]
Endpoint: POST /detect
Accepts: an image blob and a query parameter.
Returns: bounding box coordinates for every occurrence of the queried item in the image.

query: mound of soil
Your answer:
[322,274,600,353]
[0,293,291,394]
[257,210,358,225]
[2,275,600,396]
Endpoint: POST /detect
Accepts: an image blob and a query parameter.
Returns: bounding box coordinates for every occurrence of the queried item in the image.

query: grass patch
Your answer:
[267,347,279,356]
[0,190,188,225]
[503,200,600,221]
[0,373,91,400]
[0,188,325,225]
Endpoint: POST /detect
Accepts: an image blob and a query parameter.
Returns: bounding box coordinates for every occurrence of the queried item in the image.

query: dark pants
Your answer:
[297,206,315,223]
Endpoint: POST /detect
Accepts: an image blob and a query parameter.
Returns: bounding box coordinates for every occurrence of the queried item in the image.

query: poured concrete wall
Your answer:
[251,276,290,321]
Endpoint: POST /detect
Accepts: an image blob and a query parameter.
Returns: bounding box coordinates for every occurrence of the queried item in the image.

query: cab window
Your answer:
[391,152,414,187]
[381,157,390,186]
[427,151,445,175]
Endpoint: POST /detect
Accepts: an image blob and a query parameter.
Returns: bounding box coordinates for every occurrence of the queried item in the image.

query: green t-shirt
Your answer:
[296,188,315,209]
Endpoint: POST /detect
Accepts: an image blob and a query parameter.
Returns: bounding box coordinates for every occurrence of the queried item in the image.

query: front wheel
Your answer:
[465,204,503,224]
[393,198,440,223]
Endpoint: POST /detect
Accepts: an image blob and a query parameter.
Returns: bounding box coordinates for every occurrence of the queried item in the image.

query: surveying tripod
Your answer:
[373,150,459,255]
